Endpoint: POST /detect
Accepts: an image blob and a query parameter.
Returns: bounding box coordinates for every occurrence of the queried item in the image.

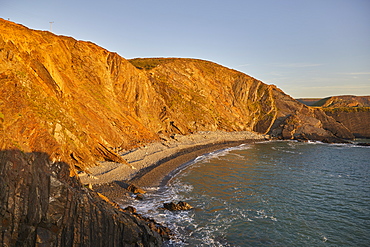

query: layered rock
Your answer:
[323,107,370,138]
[0,19,353,170]
[297,96,370,138]
[0,19,159,170]
[0,150,169,246]
[268,90,354,142]
[129,58,353,142]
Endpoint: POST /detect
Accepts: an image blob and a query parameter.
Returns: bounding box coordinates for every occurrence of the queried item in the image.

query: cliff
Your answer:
[0,150,169,246]
[297,96,370,138]
[322,107,370,138]
[0,19,354,246]
[128,58,353,142]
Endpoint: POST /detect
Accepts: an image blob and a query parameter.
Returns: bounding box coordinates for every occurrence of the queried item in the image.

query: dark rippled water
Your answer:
[126,141,370,246]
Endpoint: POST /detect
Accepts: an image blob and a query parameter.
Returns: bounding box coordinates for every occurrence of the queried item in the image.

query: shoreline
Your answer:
[80,131,267,202]
[129,139,262,188]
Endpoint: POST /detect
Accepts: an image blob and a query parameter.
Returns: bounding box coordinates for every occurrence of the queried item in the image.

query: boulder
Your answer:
[123,206,137,214]
[163,201,193,211]
[135,194,144,200]
[127,184,146,194]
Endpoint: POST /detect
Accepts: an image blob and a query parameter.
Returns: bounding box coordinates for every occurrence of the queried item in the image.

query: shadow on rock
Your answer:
[0,149,169,246]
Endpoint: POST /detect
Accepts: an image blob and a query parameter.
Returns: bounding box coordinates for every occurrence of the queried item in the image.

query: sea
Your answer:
[125,140,370,246]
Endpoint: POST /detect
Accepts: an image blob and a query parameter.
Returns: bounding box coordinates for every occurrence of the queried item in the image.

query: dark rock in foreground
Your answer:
[0,150,170,246]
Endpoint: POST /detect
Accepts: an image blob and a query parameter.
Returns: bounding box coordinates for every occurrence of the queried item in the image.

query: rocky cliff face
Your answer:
[266,89,354,142]
[297,96,370,138]
[0,20,161,170]
[128,58,354,142]
[0,19,355,246]
[0,150,169,246]
[323,107,370,138]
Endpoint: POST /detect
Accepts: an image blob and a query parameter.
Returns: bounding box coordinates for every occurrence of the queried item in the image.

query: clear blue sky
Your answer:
[2,0,370,98]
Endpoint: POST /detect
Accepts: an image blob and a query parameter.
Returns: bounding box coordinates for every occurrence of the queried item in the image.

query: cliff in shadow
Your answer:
[0,19,355,246]
[0,150,169,246]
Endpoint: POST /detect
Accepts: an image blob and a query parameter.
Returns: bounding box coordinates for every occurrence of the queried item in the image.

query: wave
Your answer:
[121,140,370,246]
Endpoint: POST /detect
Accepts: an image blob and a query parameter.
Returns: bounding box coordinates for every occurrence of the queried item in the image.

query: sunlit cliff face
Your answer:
[0,19,353,170]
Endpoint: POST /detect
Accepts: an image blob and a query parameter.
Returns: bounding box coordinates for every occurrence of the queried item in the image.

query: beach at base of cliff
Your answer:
[80,131,267,202]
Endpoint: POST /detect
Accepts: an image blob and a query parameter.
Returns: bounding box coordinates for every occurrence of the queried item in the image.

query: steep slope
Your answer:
[297,96,370,138]
[0,19,161,169]
[129,58,353,142]
[0,150,169,246]
[322,107,370,138]
[0,19,170,246]
[270,89,354,141]
[130,58,278,134]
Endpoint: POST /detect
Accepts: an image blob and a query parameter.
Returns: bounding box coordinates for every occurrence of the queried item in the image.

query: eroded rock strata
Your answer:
[0,19,355,246]
[0,150,169,246]
[298,96,370,138]
[323,107,370,138]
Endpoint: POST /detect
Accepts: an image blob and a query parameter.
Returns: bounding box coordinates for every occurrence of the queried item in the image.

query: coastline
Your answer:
[80,131,267,202]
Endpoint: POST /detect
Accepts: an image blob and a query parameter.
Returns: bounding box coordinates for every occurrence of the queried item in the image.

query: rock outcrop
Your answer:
[0,19,356,246]
[268,91,354,142]
[323,107,370,138]
[298,96,370,138]
[0,150,169,246]
[163,201,193,211]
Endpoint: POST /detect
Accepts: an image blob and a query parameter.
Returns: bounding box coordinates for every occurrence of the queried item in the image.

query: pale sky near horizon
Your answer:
[1,0,370,98]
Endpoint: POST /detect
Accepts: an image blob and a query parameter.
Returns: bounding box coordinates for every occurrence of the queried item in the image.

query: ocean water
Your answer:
[125,141,370,246]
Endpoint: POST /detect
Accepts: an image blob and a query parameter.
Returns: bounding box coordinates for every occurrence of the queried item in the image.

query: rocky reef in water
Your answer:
[0,18,356,246]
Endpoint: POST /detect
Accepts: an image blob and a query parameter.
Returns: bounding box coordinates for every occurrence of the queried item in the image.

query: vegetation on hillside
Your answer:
[128,58,173,70]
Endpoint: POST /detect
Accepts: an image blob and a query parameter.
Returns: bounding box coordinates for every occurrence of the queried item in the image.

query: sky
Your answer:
[1,0,370,98]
